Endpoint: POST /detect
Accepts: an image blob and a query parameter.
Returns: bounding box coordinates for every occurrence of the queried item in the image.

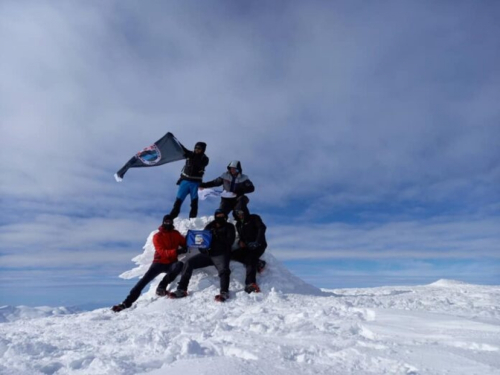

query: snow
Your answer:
[0,306,79,323]
[428,279,470,287]
[1,217,499,375]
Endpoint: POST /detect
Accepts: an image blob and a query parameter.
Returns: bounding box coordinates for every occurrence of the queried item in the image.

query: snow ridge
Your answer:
[0,305,79,323]
[428,279,471,287]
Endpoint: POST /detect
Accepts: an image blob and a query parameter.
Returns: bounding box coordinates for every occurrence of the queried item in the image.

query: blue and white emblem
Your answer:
[137,145,161,165]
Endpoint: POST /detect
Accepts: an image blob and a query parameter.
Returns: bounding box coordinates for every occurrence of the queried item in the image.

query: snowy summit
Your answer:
[1,217,500,375]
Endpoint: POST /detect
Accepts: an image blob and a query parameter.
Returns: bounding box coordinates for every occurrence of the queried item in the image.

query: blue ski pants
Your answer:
[176,180,200,202]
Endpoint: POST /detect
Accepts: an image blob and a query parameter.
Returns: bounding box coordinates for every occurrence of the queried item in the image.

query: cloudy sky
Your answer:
[1,1,499,307]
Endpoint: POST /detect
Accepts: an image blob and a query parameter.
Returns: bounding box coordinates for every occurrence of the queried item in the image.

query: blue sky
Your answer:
[1,0,499,308]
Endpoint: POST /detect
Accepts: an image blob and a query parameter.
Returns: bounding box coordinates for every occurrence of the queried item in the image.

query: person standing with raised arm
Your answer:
[199,160,254,218]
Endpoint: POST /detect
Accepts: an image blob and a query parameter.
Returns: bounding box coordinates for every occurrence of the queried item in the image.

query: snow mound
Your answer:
[428,279,472,287]
[119,216,321,297]
[0,305,79,323]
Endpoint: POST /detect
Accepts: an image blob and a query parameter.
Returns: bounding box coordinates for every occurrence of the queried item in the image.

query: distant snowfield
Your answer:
[1,218,499,375]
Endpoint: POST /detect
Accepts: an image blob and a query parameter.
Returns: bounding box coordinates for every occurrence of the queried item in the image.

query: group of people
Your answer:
[112,141,267,311]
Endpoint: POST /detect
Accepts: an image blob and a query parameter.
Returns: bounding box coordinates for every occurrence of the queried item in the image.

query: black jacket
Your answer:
[236,214,267,247]
[179,147,209,182]
[205,220,236,256]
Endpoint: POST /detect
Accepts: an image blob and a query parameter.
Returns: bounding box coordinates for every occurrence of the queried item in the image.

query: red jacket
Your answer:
[152,226,186,264]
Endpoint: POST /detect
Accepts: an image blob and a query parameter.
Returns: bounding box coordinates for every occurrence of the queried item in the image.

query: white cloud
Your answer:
[2,1,498,206]
[270,215,500,260]
[1,1,499,292]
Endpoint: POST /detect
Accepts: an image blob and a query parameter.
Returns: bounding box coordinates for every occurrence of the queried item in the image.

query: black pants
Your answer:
[231,246,266,285]
[219,196,250,218]
[123,261,183,307]
[177,252,231,293]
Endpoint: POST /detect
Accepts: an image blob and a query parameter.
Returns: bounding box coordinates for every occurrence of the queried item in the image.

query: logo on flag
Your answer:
[195,234,204,245]
[137,145,161,165]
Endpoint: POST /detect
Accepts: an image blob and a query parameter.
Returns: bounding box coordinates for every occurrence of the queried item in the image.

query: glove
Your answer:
[177,247,188,255]
[247,242,260,250]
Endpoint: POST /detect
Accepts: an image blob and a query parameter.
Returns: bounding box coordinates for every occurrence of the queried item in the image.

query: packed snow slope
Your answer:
[1,217,499,375]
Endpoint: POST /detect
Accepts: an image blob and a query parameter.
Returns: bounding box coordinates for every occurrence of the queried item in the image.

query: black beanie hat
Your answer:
[214,209,227,219]
[163,214,174,224]
[194,142,206,152]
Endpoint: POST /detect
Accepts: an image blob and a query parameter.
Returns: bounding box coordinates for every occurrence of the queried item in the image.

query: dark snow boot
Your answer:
[156,289,168,297]
[244,283,261,294]
[189,198,198,219]
[169,199,182,219]
[257,260,267,274]
[169,289,188,299]
[111,303,127,313]
[215,291,230,302]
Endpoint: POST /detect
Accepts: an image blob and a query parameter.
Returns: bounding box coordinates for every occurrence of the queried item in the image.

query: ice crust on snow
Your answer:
[1,217,499,375]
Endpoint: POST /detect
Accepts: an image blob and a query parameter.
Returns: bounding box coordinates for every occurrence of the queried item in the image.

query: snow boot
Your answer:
[169,199,182,219]
[244,283,261,294]
[214,291,230,302]
[257,259,267,274]
[169,289,188,299]
[111,303,127,313]
[156,289,168,297]
[189,198,198,219]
